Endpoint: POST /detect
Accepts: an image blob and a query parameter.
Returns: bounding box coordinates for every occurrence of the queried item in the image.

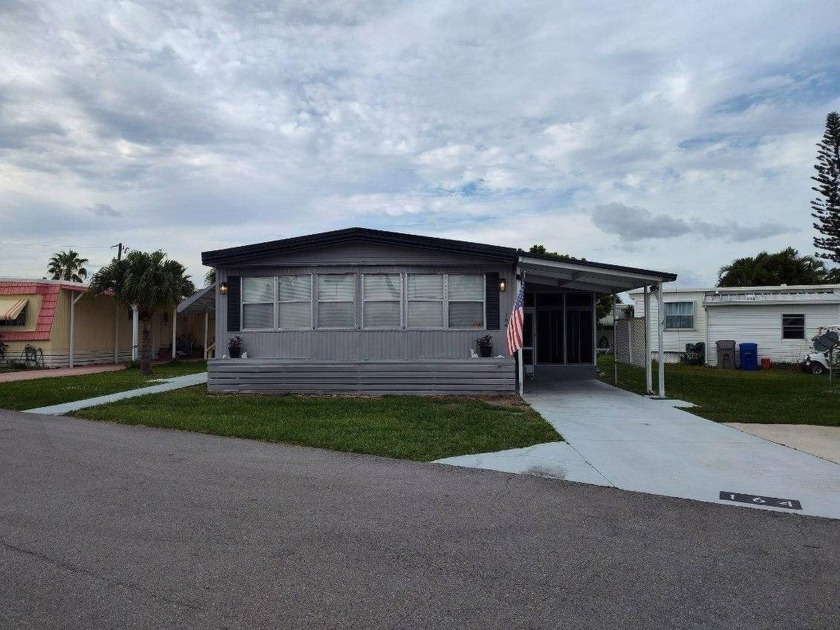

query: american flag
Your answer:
[506,280,525,355]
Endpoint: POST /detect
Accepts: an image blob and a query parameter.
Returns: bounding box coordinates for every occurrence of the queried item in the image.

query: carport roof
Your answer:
[518,253,677,294]
[177,284,215,315]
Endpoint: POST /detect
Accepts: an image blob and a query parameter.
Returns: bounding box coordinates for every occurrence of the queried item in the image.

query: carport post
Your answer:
[517,273,524,396]
[657,282,665,397]
[172,308,177,361]
[203,311,209,360]
[644,285,652,394]
[132,306,139,361]
[69,291,85,368]
[114,303,119,364]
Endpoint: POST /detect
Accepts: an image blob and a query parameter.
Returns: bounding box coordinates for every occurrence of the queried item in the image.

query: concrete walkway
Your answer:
[23,372,208,415]
[437,380,840,520]
[726,423,840,465]
[0,364,125,383]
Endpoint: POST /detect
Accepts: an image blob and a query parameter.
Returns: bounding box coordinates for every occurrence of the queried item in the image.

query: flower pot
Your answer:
[229,347,241,359]
[479,346,493,358]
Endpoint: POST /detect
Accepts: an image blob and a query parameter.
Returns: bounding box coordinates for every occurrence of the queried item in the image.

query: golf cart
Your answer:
[800,326,839,375]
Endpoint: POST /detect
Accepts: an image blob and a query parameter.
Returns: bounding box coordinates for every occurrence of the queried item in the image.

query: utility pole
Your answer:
[111,243,125,260]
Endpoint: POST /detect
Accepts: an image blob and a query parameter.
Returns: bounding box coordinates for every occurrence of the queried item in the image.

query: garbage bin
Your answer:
[716,340,737,369]
[684,342,706,366]
[739,342,758,371]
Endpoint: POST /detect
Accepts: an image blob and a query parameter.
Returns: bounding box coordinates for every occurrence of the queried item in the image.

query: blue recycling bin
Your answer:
[739,342,758,371]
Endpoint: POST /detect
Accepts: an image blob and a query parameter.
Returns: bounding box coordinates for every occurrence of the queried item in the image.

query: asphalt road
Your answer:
[1,410,838,629]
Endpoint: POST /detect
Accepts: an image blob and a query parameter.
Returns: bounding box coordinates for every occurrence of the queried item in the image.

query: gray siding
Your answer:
[214,248,516,363]
[209,241,518,394]
[230,242,506,268]
[228,330,508,360]
[208,358,516,395]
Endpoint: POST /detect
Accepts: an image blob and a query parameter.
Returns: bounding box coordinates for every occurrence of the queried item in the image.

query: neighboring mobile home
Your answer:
[0,279,203,367]
[628,284,840,366]
[202,228,676,394]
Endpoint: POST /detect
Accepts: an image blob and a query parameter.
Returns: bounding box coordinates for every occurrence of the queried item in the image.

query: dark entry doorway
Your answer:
[529,291,594,368]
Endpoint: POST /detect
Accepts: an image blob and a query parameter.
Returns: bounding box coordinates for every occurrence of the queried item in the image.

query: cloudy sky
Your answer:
[2,0,839,287]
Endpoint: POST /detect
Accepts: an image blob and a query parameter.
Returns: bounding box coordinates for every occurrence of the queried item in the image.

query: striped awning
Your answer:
[0,298,27,320]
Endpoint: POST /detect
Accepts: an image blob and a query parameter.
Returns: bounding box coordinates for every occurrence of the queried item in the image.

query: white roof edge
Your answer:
[0,277,90,291]
[517,255,675,282]
[629,284,840,295]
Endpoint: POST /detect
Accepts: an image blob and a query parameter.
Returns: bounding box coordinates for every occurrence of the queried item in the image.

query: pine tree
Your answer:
[812,111,840,263]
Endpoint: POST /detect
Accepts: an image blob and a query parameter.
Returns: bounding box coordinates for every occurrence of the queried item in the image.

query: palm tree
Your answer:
[48,250,89,282]
[89,250,195,375]
[718,248,828,286]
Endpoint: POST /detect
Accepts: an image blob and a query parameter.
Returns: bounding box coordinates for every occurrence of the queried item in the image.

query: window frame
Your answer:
[240,276,276,331]
[276,273,313,330]
[406,273,446,329]
[781,313,805,340]
[361,273,403,329]
[446,273,486,329]
[405,273,487,330]
[664,301,695,331]
[315,273,357,330]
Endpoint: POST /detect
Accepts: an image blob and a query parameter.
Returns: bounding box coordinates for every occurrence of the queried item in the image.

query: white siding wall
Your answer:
[632,288,840,366]
[633,290,706,360]
[706,304,839,365]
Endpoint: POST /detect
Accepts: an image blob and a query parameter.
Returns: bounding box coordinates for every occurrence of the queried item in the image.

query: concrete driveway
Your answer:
[438,380,840,520]
[2,409,839,628]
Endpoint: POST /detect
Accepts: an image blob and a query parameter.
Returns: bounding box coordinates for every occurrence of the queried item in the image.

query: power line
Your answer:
[0,241,118,249]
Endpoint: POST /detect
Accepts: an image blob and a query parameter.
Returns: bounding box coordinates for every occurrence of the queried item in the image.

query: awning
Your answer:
[518,254,677,293]
[0,298,27,321]
[177,284,216,315]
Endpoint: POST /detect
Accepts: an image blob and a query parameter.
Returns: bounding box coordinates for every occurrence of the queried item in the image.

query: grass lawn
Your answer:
[598,355,840,427]
[0,361,207,411]
[71,387,561,461]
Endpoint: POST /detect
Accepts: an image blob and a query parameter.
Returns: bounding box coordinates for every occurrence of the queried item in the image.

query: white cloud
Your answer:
[1,0,839,286]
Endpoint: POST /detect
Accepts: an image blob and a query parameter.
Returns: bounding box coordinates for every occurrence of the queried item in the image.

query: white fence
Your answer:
[614,318,647,367]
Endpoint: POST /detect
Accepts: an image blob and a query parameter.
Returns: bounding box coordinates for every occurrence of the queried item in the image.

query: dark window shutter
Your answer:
[227,276,241,332]
[485,272,500,330]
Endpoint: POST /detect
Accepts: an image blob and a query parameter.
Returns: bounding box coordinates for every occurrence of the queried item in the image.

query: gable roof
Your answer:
[202,227,518,266]
[202,227,677,293]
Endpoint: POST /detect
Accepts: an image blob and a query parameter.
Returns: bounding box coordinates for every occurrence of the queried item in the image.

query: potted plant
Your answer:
[475,334,493,358]
[228,335,243,359]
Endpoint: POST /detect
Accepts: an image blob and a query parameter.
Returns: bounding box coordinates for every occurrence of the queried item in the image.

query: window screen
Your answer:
[317,274,355,328]
[664,302,694,329]
[447,274,484,328]
[242,277,274,329]
[363,274,401,328]
[781,314,805,339]
[277,275,311,329]
[407,274,443,328]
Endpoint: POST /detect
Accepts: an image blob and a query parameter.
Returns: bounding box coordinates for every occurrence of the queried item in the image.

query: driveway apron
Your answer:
[439,380,840,519]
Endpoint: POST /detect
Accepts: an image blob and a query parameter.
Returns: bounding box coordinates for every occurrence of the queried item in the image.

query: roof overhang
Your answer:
[518,255,677,294]
[177,284,216,315]
[203,227,517,267]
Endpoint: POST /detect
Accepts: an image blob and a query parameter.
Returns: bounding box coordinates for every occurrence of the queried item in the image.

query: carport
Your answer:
[174,284,216,359]
[515,253,677,396]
